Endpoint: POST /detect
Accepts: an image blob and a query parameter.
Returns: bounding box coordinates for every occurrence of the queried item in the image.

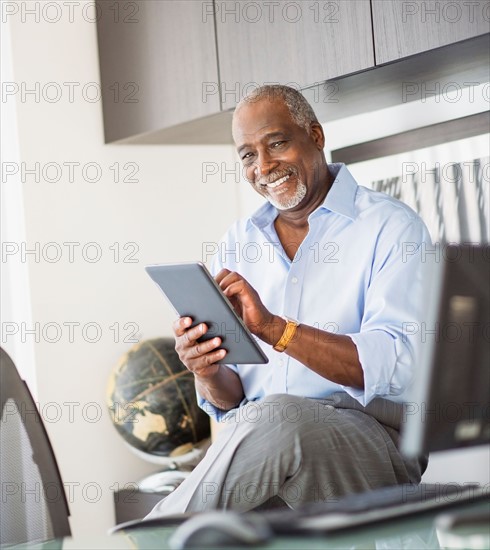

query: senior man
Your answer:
[148,85,430,517]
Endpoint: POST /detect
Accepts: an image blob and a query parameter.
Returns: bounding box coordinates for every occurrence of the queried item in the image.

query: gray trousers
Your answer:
[147,393,427,517]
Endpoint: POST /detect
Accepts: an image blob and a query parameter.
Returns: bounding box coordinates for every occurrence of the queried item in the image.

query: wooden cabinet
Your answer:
[96,0,489,143]
[215,0,375,109]
[96,0,220,143]
[372,0,490,65]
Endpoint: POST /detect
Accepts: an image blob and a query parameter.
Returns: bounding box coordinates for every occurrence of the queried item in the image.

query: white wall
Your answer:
[5,6,239,536]
[1,14,37,391]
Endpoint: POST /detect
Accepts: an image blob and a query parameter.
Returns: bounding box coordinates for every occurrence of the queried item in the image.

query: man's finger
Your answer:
[222,280,246,299]
[194,337,222,358]
[218,271,243,292]
[173,316,192,337]
[186,322,208,343]
[205,348,227,365]
[214,268,232,285]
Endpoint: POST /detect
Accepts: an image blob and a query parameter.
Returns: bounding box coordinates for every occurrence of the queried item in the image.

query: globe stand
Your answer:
[127,437,211,470]
[108,338,213,524]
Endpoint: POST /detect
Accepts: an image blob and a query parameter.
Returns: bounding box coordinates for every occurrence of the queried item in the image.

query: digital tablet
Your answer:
[145,262,269,364]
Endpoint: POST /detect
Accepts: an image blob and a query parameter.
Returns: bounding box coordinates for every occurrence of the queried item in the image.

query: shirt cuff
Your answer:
[196,363,243,422]
[197,394,231,422]
[344,331,398,406]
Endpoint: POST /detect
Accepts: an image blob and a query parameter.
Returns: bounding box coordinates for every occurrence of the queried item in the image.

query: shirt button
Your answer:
[278,358,284,366]
[291,277,298,284]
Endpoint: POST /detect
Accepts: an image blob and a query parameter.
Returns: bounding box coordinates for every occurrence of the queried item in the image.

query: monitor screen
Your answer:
[401,244,490,457]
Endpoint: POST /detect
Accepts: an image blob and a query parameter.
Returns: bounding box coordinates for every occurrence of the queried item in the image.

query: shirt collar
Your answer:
[319,163,358,220]
[247,162,358,231]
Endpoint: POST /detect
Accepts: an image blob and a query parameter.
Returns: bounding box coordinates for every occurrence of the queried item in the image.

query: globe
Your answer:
[107,338,211,463]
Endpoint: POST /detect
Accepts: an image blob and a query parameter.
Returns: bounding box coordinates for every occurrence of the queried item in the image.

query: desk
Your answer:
[10,500,489,550]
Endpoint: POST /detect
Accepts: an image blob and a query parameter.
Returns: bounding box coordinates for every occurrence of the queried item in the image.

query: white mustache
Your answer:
[256,168,297,187]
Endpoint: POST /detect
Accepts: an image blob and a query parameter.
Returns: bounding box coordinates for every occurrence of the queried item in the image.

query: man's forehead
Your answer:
[232,97,296,144]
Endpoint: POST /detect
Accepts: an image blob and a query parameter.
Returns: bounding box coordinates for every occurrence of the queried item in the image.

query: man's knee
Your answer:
[232,395,346,450]
[258,394,340,427]
[228,394,308,443]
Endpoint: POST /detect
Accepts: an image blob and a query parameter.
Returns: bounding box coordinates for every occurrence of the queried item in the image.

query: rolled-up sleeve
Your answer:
[345,217,432,406]
[197,385,245,422]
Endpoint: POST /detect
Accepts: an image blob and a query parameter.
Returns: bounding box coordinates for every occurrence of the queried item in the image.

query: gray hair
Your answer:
[234,85,319,133]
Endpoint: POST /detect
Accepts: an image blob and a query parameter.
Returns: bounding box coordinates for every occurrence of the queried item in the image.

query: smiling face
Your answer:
[232,96,327,214]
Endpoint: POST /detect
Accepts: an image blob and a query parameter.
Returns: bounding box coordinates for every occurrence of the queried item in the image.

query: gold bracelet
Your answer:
[273,317,299,353]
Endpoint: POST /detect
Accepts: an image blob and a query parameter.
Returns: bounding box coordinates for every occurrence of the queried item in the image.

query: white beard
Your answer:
[268,181,307,211]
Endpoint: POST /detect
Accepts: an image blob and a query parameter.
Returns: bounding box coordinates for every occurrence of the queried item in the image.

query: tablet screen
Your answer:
[145,262,269,365]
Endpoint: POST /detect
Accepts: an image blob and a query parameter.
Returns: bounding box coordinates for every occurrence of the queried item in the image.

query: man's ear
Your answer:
[309,122,325,151]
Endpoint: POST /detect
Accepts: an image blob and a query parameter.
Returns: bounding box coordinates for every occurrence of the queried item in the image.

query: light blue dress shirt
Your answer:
[199,163,432,419]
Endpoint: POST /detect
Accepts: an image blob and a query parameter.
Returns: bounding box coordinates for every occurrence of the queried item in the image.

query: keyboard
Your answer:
[263,483,489,534]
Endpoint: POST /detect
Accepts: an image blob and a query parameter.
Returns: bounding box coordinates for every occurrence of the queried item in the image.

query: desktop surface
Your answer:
[8,498,489,550]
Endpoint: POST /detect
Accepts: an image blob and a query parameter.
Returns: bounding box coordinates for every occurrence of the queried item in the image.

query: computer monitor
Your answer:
[401,244,490,457]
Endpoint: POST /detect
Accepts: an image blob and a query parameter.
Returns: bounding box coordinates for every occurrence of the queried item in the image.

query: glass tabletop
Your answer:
[7,500,489,550]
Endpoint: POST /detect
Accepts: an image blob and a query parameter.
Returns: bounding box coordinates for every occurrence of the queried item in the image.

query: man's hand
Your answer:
[215,268,276,341]
[172,315,245,412]
[173,317,226,378]
[215,269,364,389]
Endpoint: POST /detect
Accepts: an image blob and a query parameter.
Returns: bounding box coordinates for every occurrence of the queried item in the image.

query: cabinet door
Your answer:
[372,0,490,65]
[97,0,220,142]
[215,0,374,109]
